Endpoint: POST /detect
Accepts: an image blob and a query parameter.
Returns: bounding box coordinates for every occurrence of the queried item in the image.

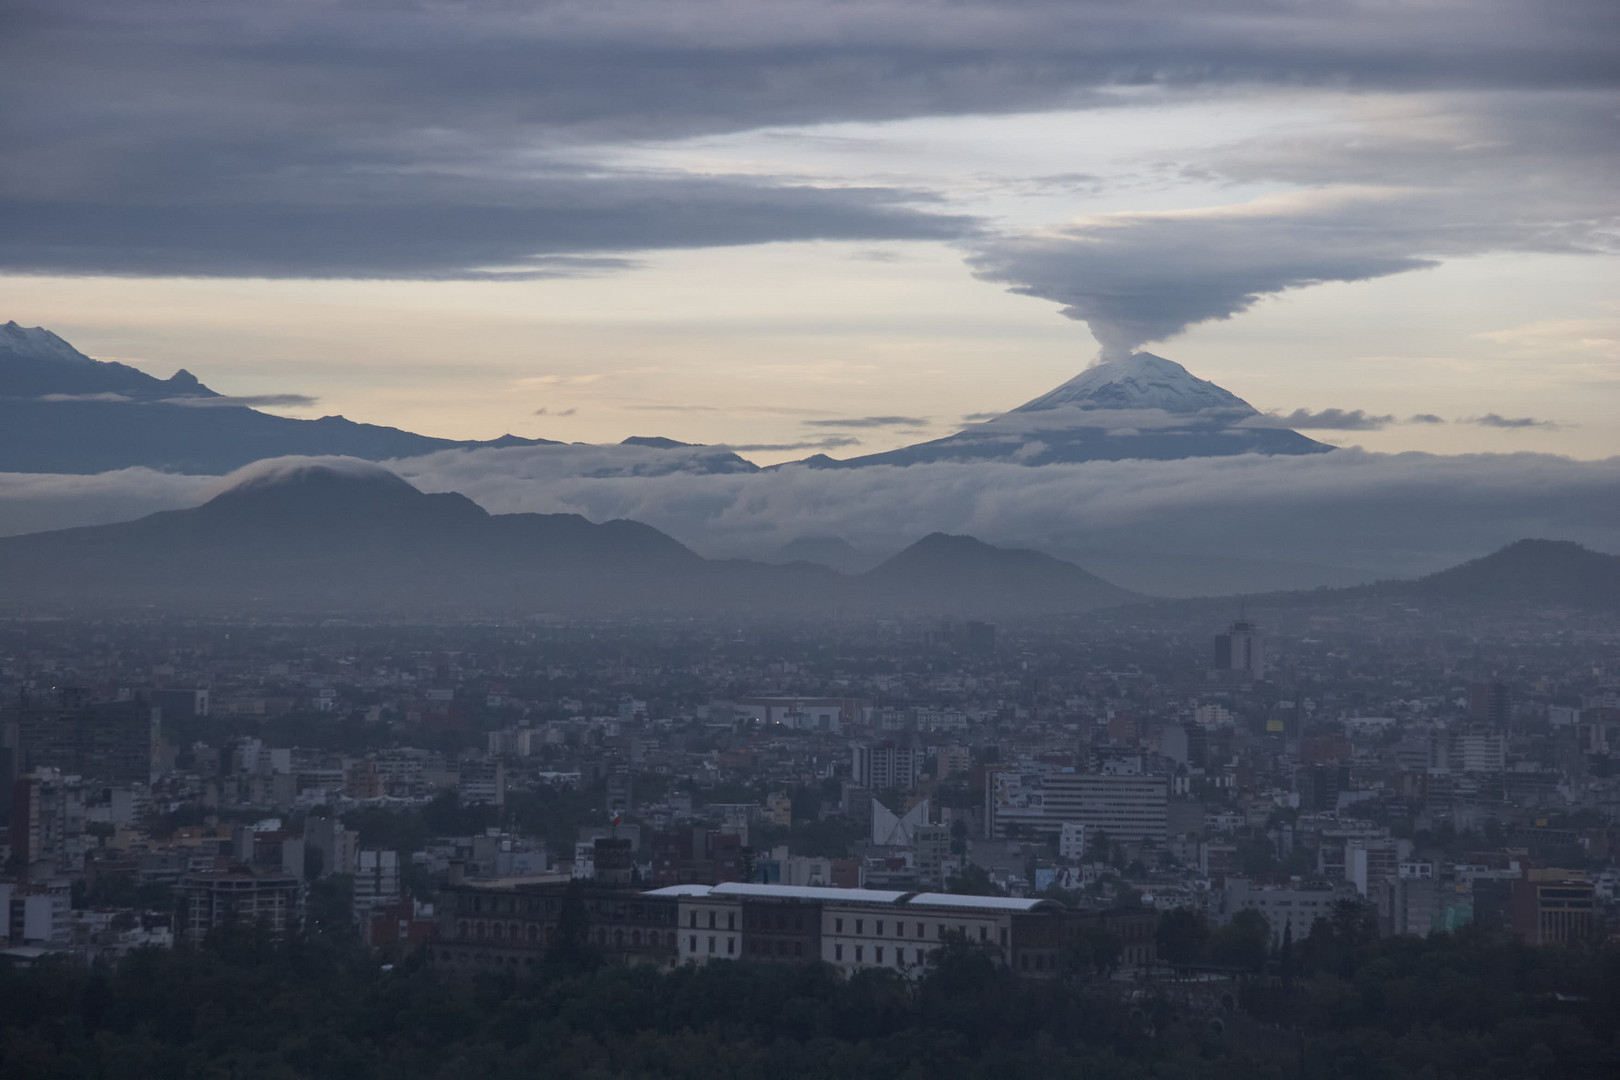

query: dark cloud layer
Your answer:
[165,393,317,409]
[4,1,1616,280]
[722,437,860,453]
[1245,408,1395,431]
[1470,413,1560,429]
[0,186,967,279]
[803,415,928,429]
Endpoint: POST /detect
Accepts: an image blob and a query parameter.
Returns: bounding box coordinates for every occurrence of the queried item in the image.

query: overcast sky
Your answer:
[4,0,1617,462]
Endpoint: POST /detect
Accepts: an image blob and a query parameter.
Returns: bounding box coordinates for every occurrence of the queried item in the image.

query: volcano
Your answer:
[789,352,1332,467]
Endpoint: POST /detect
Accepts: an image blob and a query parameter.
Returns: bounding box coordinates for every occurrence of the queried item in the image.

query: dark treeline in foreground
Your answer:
[3,918,1620,1080]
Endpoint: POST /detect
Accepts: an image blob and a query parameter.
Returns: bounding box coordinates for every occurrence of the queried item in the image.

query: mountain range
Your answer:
[1136,537,1620,624]
[0,322,559,474]
[1,323,1329,474]
[0,458,1612,618]
[1396,538,1620,610]
[0,461,1137,617]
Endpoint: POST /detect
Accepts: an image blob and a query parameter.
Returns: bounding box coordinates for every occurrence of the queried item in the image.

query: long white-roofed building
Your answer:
[643,881,1070,976]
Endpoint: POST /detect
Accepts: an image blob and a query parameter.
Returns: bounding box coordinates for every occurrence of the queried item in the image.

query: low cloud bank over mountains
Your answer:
[1,458,1614,617]
[3,446,1616,597]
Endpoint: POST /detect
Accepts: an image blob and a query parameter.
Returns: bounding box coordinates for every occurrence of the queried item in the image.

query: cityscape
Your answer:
[3,588,1618,1073]
[4,0,1618,1077]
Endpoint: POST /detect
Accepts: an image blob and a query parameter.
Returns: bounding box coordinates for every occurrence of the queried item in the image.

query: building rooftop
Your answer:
[460,872,573,889]
[906,892,1060,913]
[642,883,716,897]
[643,882,1061,913]
[644,882,910,904]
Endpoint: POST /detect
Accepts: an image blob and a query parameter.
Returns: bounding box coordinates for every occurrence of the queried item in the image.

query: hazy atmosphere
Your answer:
[2,7,1620,1080]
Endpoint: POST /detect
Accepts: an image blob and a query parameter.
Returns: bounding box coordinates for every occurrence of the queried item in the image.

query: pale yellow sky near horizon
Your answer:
[6,243,1616,465]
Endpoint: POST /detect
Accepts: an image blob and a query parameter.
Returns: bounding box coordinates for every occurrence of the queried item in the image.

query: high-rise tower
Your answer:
[1214,618,1265,681]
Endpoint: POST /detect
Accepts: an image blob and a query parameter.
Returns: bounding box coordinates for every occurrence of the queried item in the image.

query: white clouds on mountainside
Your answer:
[3,446,1616,596]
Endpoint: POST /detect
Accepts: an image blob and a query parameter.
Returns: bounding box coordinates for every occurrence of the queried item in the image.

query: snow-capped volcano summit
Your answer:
[0,321,98,368]
[792,352,1329,469]
[0,320,220,401]
[1012,352,1254,416]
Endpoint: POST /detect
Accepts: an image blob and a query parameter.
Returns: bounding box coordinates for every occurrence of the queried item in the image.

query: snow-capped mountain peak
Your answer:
[788,348,1330,469]
[0,321,97,366]
[1009,352,1255,416]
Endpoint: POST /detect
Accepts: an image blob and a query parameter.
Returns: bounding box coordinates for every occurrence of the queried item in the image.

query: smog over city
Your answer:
[1,2,1618,1077]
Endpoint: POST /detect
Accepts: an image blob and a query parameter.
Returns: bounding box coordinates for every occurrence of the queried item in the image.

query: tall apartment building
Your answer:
[1346,838,1411,896]
[935,744,972,779]
[1297,764,1351,813]
[912,823,950,888]
[1193,704,1234,729]
[354,850,402,920]
[10,700,160,785]
[303,816,359,878]
[1042,773,1169,844]
[179,868,301,945]
[606,769,633,819]
[1371,863,1473,937]
[2,879,72,947]
[9,768,87,878]
[984,769,1168,842]
[1214,619,1265,681]
[1160,724,1208,769]
[851,742,923,792]
[458,759,505,806]
[985,767,1054,838]
[1468,682,1512,727]
[1445,729,1506,773]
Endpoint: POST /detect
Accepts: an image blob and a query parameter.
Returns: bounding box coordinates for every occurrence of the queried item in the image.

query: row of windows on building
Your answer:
[683,939,1058,970]
[684,936,807,957]
[832,916,1003,946]
[458,893,669,922]
[456,920,675,949]
[833,943,933,966]
[688,908,961,936]
[690,909,737,930]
